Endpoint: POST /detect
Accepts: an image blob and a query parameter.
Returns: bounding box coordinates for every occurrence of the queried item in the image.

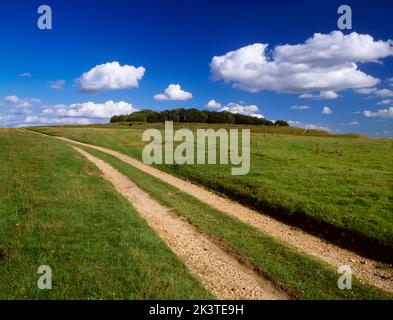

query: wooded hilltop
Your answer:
[110,108,290,126]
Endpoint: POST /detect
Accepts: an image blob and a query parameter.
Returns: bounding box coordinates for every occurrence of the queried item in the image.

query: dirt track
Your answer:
[72,146,288,300]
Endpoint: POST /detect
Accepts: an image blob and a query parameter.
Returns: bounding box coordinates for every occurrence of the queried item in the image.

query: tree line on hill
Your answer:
[110,108,289,126]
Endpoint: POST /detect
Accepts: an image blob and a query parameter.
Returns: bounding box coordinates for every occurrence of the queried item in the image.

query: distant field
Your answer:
[31,123,393,261]
[0,129,212,299]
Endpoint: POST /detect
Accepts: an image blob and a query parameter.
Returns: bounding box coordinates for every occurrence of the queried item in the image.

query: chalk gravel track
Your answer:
[72,146,288,300]
[22,130,393,294]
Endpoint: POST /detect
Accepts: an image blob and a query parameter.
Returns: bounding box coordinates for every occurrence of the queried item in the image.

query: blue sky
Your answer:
[0,0,393,137]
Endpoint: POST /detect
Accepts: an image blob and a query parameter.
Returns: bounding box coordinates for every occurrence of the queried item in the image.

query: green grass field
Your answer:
[0,129,212,299]
[77,143,391,300]
[1,126,392,299]
[30,123,393,262]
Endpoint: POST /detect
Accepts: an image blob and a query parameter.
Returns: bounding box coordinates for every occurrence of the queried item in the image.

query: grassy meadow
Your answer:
[1,125,391,299]
[30,123,393,262]
[77,143,391,300]
[0,129,212,299]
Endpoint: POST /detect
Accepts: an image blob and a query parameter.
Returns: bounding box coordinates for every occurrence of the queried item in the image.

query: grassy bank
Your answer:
[0,129,212,299]
[30,124,393,262]
[76,143,392,300]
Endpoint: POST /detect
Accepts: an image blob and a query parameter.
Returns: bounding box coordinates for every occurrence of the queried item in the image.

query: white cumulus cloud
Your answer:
[287,120,303,126]
[154,84,193,101]
[322,106,333,115]
[287,120,330,132]
[206,99,222,109]
[77,61,145,92]
[375,89,393,97]
[354,87,378,95]
[210,31,393,96]
[206,101,264,118]
[49,80,66,90]
[42,100,137,119]
[355,87,393,97]
[304,124,331,131]
[1,95,41,114]
[220,102,263,118]
[363,107,393,118]
[23,116,92,125]
[0,115,15,121]
[377,99,393,105]
[299,91,338,100]
[2,95,40,108]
